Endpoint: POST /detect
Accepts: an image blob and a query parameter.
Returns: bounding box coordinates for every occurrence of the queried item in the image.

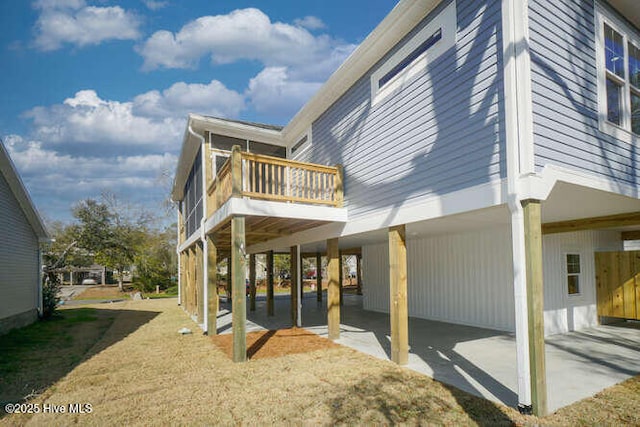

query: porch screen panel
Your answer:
[183,148,203,238]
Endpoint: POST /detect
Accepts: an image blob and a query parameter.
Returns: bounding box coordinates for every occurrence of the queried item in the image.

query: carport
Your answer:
[215,292,640,413]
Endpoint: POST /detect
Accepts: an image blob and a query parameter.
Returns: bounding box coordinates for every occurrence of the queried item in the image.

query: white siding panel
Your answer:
[362,242,389,313]
[363,226,515,331]
[362,227,624,336]
[0,171,39,321]
[542,230,621,336]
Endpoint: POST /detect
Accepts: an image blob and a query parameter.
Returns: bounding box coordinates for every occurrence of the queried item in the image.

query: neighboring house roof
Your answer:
[172,0,441,201]
[0,140,49,241]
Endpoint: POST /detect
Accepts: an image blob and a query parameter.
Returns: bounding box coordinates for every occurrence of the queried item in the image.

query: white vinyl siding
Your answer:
[0,171,39,322]
[363,226,515,332]
[362,226,621,336]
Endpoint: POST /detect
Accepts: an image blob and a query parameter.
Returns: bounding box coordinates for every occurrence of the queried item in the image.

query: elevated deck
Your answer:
[178,145,347,258]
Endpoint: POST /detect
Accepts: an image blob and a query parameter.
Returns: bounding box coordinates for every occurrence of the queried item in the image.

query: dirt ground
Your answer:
[211,328,341,360]
[1,298,638,426]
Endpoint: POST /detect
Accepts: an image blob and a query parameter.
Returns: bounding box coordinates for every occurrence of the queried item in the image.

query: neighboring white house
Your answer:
[172,0,640,416]
[0,140,49,334]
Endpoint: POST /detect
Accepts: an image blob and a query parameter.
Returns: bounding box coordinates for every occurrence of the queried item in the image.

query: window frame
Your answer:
[595,4,640,143]
[370,0,456,106]
[564,252,583,298]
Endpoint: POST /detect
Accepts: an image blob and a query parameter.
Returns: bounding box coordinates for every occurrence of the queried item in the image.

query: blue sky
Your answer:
[0,0,395,224]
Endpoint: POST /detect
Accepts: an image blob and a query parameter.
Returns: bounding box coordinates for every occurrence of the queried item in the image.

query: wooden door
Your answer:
[595,251,640,320]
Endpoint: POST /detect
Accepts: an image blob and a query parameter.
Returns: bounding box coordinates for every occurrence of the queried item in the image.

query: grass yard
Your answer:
[71,286,131,301]
[1,299,638,426]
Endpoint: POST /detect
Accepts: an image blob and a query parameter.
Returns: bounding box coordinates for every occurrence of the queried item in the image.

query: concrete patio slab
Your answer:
[215,292,640,413]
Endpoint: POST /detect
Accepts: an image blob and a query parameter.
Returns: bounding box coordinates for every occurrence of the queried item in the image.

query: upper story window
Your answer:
[596,6,640,142]
[370,0,456,105]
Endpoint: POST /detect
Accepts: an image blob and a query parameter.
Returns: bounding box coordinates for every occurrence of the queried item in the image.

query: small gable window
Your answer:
[371,1,456,105]
[288,129,312,159]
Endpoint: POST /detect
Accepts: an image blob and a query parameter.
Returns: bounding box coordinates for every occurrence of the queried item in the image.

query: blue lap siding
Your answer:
[296,0,506,220]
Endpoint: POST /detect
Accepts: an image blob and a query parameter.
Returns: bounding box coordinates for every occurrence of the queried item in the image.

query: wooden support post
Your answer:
[231,145,242,197]
[290,246,299,327]
[339,253,343,306]
[522,200,547,416]
[389,225,408,365]
[231,216,247,362]
[335,164,344,207]
[187,248,193,313]
[249,254,257,311]
[196,243,205,324]
[267,250,274,316]
[226,256,232,303]
[316,253,322,302]
[207,237,218,335]
[327,238,340,340]
[356,254,363,295]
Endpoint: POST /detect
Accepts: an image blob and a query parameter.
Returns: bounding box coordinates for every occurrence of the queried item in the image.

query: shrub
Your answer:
[164,285,178,295]
[41,272,62,318]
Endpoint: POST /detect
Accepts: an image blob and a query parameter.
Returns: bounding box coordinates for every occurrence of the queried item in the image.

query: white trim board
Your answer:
[204,198,348,235]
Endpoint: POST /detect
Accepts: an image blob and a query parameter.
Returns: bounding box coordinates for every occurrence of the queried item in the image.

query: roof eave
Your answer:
[0,142,49,240]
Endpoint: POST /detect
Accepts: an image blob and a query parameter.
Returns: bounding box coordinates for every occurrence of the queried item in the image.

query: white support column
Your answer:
[296,244,302,327]
[502,0,536,413]
[177,207,182,306]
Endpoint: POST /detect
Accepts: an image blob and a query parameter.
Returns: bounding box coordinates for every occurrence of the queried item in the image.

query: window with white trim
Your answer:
[596,7,640,141]
[370,1,456,105]
[565,253,581,296]
[288,129,312,159]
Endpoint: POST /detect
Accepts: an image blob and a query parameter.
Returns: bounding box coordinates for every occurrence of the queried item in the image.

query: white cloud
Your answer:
[24,90,183,149]
[294,16,326,30]
[4,134,178,220]
[6,136,176,177]
[132,80,245,119]
[33,0,141,51]
[246,67,322,119]
[137,7,355,80]
[23,82,244,150]
[142,0,168,11]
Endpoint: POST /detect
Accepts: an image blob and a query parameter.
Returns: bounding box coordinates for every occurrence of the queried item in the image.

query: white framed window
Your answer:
[370,0,456,105]
[596,5,640,143]
[288,128,312,159]
[565,253,582,296]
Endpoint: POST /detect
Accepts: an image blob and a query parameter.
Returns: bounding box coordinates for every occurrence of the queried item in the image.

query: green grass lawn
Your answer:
[0,308,116,408]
